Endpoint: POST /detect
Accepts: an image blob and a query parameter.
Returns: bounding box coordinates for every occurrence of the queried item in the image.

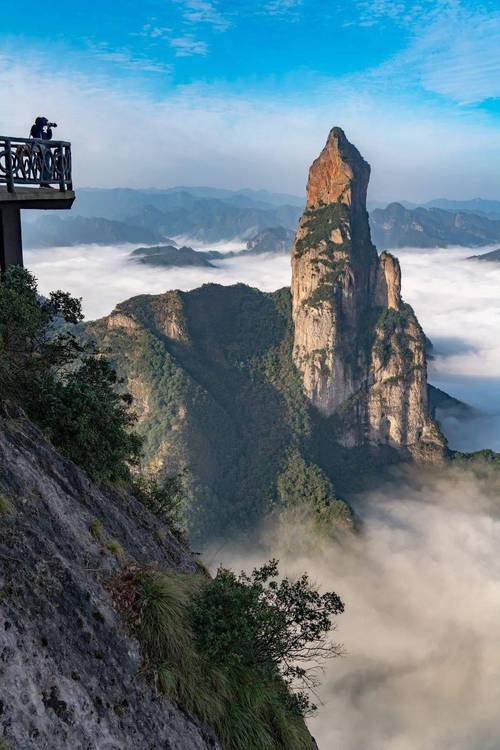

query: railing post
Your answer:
[57,143,65,192]
[65,144,73,191]
[4,139,14,193]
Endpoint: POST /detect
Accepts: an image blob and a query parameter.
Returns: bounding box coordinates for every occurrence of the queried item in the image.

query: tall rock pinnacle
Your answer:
[291,127,444,457]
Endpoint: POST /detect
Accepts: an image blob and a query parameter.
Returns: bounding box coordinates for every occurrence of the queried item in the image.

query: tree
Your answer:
[0,266,84,403]
[0,266,141,481]
[190,558,344,714]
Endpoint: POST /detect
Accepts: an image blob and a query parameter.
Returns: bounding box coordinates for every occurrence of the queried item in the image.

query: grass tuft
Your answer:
[107,539,125,563]
[0,495,14,519]
[113,567,311,750]
[89,519,104,541]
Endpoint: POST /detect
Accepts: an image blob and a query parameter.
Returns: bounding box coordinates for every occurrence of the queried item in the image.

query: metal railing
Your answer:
[0,136,72,192]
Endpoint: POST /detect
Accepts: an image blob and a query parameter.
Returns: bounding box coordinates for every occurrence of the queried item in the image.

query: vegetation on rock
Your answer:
[294,202,350,257]
[277,448,354,534]
[0,267,141,482]
[114,560,344,750]
[87,284,356,543]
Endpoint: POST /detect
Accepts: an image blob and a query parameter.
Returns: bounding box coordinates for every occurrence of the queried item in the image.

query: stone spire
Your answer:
[291,127,444,457]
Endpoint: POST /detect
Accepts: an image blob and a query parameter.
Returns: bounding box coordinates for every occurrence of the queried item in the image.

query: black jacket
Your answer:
[30,117,52,141]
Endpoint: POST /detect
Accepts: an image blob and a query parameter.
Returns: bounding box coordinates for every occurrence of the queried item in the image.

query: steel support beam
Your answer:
[0,204,23,272]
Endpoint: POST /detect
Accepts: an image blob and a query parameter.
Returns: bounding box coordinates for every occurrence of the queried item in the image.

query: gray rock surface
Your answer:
[0,406,221,750]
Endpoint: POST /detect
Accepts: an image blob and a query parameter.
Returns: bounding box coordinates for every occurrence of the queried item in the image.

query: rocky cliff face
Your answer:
[291,128,444,457]
[0,406,221,750]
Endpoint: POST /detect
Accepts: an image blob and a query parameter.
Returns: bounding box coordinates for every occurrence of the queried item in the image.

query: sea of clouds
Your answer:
[213,465,500,750]
[25,240,500,452]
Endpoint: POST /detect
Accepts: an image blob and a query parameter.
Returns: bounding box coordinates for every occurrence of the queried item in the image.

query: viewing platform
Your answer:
[0,135,75,270]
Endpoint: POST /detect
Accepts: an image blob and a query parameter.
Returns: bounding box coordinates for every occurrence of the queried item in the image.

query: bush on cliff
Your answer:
[0,266,141,481]
[114,560,344,750]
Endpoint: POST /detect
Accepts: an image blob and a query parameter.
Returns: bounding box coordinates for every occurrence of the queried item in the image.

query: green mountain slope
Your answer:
[86,284,407,543]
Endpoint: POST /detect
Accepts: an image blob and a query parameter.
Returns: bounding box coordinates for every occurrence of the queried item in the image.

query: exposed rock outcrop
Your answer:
[291,128,445,457]
[0,406,221,750]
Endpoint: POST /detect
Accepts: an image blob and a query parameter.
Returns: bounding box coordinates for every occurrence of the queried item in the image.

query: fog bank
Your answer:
[24,243,291,320]
[212,467,500,749]
[396,246,500,452]
[25,241,500,452]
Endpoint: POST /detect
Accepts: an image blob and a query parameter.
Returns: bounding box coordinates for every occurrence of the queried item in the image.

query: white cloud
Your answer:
[417,11,500,103]
[395,245,500,452]
[134,24,173,40]
[364,2,500,104]
[2,50,500,202]
[261,0,303,17]
[177,0,231,31]
[23,243,290,321]
[170,35,208,56]
[87,43,173,74]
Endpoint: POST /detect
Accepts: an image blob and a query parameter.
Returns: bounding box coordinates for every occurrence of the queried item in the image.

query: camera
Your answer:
[47,122,58,128]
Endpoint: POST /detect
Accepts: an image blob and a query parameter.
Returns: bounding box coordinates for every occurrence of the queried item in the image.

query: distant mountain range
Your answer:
[23,187,500,251]
[371,202,500,249]
[23,215,165,248]
[131,227,296,268]
[415,198,500,219]
[467,247,500,262]
[369,198,500,219]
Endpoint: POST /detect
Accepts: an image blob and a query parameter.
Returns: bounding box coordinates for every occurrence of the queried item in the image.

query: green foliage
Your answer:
[89,519,104,541]
[31,357,142,482]
[255,288,311,439]
[87,285,359,543]
[0,495,14,518]
[191,559,344,704]
[107,539,125,563]
[304,261,347,309]
[0,267,141,482]
[294,203,350,257]
[132,472,188,541]
[452,449,500,473]
[0,266,84,402]
[116,562,343,750]
[373,303,418,369]
[277,448,353,533]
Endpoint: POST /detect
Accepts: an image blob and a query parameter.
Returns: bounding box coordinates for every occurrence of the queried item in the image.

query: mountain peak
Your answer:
[306,127,370,210]
[291,129,445,459]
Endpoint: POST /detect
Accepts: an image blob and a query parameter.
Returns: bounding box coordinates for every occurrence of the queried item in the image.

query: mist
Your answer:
[24,242,291,320]
[396,246,500,452]
[209,465,500,750]
[25,240,500,452]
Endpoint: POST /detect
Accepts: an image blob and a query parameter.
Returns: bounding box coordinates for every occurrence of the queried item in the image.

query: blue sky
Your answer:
[1,0,500,200]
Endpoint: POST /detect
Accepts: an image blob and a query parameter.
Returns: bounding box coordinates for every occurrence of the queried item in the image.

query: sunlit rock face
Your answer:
[291,127,445,458]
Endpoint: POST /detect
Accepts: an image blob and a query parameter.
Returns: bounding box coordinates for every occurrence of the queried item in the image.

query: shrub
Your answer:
[31,357,142,482]
[191,559,344,708]
[107,539,125,563]
[114,561,344,750]
[132,472,188,541]
[89,519,104,541]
